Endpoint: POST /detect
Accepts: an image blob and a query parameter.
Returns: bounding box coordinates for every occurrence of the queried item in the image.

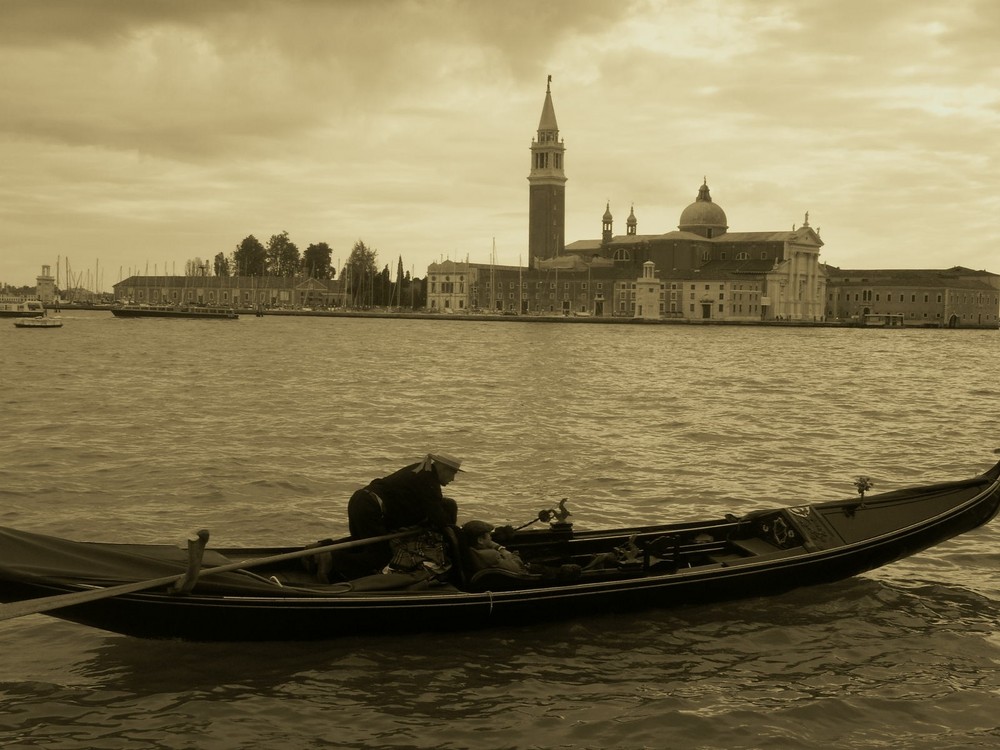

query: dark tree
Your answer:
[232,235,266,277]
[266,231,300,277]
[344,240,378,306]
[303,242,334,279]
[214,252,230,277]
[373,264,389,306]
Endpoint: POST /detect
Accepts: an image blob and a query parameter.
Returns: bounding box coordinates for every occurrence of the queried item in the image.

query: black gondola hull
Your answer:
[2,460,999,640]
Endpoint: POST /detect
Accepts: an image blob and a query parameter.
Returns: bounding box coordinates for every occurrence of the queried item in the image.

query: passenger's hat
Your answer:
[430,452,464,472]
[461,520,494,538]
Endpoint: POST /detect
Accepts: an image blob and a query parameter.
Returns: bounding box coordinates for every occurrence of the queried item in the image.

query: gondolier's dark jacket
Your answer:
[366,462,452,530]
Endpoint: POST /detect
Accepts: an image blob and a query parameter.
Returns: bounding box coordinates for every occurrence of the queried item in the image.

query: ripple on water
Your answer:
[2,315,999,749]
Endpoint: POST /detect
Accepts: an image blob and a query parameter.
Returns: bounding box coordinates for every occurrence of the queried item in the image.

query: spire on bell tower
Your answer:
[602,202,614,245]
[528,76,567,268]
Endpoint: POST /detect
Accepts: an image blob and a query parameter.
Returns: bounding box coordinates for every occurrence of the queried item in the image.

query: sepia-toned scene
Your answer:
[2,2,999,749]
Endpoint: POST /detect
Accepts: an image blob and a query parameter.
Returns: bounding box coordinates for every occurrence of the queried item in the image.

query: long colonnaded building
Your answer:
[112,275,346,310]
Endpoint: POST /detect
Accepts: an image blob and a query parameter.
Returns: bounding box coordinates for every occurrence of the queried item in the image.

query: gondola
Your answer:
[2,458,999,641]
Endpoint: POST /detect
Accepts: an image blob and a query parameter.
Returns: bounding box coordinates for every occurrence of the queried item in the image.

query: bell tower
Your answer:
[528,76,566,267]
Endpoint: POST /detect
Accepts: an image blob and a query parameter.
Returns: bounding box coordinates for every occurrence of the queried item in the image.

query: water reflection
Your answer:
[43,574,994,701]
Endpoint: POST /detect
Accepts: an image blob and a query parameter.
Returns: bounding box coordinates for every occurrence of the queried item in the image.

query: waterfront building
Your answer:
[112,275,347,309]
[824,267,1000,328]
[425,259,629,315]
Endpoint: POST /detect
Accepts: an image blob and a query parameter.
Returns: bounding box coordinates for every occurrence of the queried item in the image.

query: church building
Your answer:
[428,79,828,321]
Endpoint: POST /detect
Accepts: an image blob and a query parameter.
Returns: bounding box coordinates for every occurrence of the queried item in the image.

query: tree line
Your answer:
[198,232,423,308]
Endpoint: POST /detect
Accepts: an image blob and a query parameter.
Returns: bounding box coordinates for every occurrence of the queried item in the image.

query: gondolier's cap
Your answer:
[430,452,464,472]
[461,520,494,539]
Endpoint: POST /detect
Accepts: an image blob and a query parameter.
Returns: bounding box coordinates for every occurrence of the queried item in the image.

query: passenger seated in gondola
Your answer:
[461,520,529,573]
[461,520,618,577]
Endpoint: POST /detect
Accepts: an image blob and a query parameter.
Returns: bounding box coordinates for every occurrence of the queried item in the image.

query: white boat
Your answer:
[0,297,47,318]
[862,313,905,328]
[13,314,63,329]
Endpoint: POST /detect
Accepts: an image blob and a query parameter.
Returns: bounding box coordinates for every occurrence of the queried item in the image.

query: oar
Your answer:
[0,527,422,623]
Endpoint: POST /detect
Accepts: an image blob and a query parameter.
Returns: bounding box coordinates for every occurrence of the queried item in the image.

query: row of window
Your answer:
[447,281,610,292]
[532,151,563,169]
[607,249,774,262]
[637,282,762,291]
[834,291,997,305]
[129,289,294,303]
[433,280,764,293]
[701,251,770,261]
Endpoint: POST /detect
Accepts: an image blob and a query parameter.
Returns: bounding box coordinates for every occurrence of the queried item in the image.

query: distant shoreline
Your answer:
[48,303,999,329]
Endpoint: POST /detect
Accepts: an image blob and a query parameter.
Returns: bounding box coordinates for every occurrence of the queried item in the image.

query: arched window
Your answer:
[613,249,632,261]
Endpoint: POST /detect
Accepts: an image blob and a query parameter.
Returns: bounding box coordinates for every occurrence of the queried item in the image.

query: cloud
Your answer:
[1,0,997,285]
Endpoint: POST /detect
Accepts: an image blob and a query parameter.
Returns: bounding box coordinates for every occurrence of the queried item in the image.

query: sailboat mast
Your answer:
[518,255,522,315]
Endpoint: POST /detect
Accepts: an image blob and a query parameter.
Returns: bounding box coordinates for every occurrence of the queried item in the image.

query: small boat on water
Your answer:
[0,297,47,318]
[13,314,63,329]
[110,303,239,320]
[2,458,998,641]
[862,313,905,328]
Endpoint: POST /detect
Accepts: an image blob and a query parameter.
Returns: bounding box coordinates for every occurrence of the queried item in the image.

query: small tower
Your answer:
[626,204,637,236]
[635,261,661,320]
[528,76,567,268]
[36,264,56,304]
[602,202,614,245]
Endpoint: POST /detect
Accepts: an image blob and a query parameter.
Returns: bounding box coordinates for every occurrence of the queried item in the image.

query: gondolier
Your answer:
[322,452,463,580]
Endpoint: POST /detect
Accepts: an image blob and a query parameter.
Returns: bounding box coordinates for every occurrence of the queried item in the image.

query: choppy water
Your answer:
[2,312,999,749]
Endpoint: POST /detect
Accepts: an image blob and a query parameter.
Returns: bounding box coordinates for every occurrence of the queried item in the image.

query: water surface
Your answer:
[2,313,998,749]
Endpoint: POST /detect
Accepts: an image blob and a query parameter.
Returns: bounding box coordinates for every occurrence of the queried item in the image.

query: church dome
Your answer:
[678,180,728,237]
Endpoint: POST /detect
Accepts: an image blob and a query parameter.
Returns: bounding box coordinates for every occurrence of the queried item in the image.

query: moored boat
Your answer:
[2,457,998,641]
[0,297,47,318]
[862,313,905,327]
[111,303,239,319]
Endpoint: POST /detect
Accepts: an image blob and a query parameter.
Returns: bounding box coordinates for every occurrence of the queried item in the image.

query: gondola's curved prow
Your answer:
[714,457,1000,589]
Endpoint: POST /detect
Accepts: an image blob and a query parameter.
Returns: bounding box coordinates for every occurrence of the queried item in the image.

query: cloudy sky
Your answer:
[2,0,997,289]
